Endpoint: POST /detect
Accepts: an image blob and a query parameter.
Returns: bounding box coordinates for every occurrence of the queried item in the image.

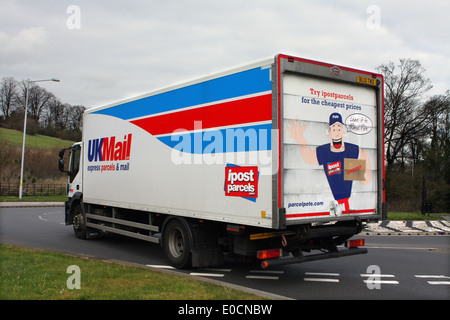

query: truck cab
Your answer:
[59,142,83,227]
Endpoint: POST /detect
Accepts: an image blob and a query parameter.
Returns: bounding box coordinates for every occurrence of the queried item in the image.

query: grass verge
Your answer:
[0,244,265,300]
[387,211,448,221]
[0,195,67,202]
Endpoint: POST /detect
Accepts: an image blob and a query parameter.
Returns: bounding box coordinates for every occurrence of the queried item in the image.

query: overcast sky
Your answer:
[1,0,449,108]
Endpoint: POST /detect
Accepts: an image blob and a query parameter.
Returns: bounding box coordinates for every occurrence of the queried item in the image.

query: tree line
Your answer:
[377,59,449,213]
[0,77,85,141]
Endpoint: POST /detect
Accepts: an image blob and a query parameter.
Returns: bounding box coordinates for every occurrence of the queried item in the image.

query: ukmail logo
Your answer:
[225,164,258,201]
[87,134,132,162]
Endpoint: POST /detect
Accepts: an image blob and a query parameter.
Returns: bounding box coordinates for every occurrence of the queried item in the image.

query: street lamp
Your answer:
[19,78,60,199]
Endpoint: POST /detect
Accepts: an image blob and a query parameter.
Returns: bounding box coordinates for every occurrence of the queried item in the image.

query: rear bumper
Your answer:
[261,217,367,268]
[261,247,367,268]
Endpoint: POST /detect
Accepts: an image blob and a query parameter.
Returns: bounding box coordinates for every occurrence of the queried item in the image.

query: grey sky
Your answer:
[1,0,448,108]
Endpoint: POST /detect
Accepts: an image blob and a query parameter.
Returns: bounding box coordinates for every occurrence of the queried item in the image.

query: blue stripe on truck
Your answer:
[92,67,272,120]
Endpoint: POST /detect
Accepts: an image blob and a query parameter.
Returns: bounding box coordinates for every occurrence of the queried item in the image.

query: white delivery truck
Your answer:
[59,54,385,269]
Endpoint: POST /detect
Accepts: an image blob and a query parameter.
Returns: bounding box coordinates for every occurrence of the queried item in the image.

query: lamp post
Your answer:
[19,78,60,199]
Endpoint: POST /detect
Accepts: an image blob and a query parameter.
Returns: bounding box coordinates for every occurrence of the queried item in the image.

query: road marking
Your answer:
[190,268,232,278]
[245,275,279,280]
[414,275,450,279]
[200,268,232,272]
[303,271,340,283]
[245,269,283,280]
[37,211,60,222]
[145,266,448,287]
[304,277,339,283]
[249,270,285,274]
[146,264,175,269]
[360,274,396,277]
[190,272,225,278]
[363,280,399,285]
[415,275,450,285]
[305,272,340,277]
[361,273,399,285]
[365,246,438,250]
[427,281,450,285]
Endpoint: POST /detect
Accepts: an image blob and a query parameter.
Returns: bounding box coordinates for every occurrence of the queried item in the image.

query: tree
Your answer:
[416,93,450,212]
[377,59,432,166]
[16,81,54,123]
[0,76,86,142]
[44,97,67,129]
[378,59,450,213]
[68,105,85,131]
[0,77,18,119]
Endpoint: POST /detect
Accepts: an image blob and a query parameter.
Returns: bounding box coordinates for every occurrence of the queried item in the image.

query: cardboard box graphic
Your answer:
[344,159,366,181]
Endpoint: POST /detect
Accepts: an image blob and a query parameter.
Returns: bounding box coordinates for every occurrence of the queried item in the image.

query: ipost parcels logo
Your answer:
[225,164,258,199]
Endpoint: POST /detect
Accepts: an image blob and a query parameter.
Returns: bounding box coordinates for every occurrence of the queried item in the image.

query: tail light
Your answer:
[345,239,365,248]
[256,248,281,260]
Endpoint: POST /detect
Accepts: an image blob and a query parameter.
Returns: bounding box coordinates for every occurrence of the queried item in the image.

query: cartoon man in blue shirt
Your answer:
[287,112,372,215]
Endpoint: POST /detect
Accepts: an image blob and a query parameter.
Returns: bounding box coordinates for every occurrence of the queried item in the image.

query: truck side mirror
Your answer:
[58,148,70,173]
[58,149,65,172]
[58,158,65,172]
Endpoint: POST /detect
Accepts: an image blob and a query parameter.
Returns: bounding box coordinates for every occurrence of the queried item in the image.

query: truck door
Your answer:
[68,144,82,198]
[59,143,82,198]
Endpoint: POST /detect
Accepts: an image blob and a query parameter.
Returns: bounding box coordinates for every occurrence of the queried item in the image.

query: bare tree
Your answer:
[17,81,54,123]
[377,59,433,166]
[68,105,85,130]
[42,96,66,129]
[0,77,18,119]
[421,92,450,167]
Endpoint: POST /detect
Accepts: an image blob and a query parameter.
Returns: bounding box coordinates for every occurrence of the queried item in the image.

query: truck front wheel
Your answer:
[163,219,192,269]
[72,204,86,239]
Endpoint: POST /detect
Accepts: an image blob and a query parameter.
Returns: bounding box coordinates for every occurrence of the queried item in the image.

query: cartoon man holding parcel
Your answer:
[287,112,372,215]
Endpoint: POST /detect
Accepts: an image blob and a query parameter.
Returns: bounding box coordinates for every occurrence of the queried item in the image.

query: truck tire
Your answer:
[163,219,192,269]
[72,204,86,239]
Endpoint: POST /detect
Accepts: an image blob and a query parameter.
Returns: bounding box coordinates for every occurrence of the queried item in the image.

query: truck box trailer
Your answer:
[59,53,385,269]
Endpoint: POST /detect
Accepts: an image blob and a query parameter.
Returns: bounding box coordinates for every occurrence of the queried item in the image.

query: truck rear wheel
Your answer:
[72,204,86,239]
[163,219,192,269]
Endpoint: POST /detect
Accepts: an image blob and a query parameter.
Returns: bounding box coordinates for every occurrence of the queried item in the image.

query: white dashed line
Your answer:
[415,275,450,285]
[190,272,225,278]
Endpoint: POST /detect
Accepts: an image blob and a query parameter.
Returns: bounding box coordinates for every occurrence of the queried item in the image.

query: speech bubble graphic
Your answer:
[345,113,373,135]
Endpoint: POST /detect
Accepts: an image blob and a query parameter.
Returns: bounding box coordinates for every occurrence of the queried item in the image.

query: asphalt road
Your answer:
[1,206,449,300]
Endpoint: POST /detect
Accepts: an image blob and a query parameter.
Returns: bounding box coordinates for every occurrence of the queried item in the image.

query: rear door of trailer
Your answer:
[275,54,384,225]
